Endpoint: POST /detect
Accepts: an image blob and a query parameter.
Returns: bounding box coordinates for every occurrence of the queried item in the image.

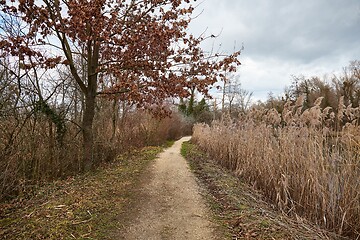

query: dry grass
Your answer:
[0,145,163,240]
[182,141,345,239]
[0,102,185,201]
[192,96,360,238]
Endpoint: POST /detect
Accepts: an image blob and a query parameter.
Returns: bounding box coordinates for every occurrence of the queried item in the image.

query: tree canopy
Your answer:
[1,0,240,111]
[0,0,241,169]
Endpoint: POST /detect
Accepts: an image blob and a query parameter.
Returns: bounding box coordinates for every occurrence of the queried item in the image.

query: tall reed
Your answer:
[193,96,360,238]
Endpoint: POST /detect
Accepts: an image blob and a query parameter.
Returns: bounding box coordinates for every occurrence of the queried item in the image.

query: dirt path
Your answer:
[121,136,217,240]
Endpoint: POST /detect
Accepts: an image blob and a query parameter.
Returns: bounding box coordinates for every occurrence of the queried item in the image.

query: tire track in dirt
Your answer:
[121,136,216,240]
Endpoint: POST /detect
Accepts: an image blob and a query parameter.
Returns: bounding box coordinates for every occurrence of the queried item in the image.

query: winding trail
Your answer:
[121,136,216,240]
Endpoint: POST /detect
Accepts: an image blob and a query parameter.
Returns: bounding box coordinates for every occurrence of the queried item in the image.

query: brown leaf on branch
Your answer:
[0,0,241,167]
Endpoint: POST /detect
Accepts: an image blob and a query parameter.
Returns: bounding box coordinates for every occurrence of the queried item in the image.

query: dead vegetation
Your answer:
[182,140,347,240]
[0,145,163,240]
[0,100,186,201]
[192,96,360,238]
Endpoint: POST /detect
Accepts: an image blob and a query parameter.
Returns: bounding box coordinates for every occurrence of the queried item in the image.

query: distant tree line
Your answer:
[256,60,360,127]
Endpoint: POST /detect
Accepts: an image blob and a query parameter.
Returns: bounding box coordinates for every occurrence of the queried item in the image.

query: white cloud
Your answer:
[187,0,360,102]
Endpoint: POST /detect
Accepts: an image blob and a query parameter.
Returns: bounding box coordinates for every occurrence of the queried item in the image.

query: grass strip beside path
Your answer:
[0,146,163,240]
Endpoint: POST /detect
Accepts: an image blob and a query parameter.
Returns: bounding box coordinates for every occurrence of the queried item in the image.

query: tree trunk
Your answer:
[187,87,195,116]
[82,90,96,171]
[82,40,99,171]
[111,99,118,142]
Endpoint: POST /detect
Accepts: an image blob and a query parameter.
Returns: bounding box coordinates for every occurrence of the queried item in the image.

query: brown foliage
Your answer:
[1,0,240,108]
[1,0,240,169]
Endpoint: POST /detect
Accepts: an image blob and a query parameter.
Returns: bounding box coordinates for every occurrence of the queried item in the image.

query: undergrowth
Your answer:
[0,146,162,240]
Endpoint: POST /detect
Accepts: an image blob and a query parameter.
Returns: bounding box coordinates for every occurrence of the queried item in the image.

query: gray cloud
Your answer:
[188,0,360,100]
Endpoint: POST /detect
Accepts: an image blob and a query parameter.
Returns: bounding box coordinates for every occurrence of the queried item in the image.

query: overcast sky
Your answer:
[187,0,360,101]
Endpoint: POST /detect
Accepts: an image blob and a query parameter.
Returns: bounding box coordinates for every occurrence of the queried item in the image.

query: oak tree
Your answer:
[1,0,240,170]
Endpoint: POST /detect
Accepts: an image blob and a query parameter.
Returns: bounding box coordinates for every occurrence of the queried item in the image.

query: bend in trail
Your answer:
[121,136,217,240]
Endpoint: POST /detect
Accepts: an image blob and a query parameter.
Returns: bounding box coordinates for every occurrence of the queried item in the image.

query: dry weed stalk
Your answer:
[0,105,185,200]
[193,96,360,238]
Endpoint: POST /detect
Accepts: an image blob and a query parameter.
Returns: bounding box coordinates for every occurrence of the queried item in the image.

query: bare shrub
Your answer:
[0,115,82,200]
[0,100,187,201]
[192,96,360,238]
